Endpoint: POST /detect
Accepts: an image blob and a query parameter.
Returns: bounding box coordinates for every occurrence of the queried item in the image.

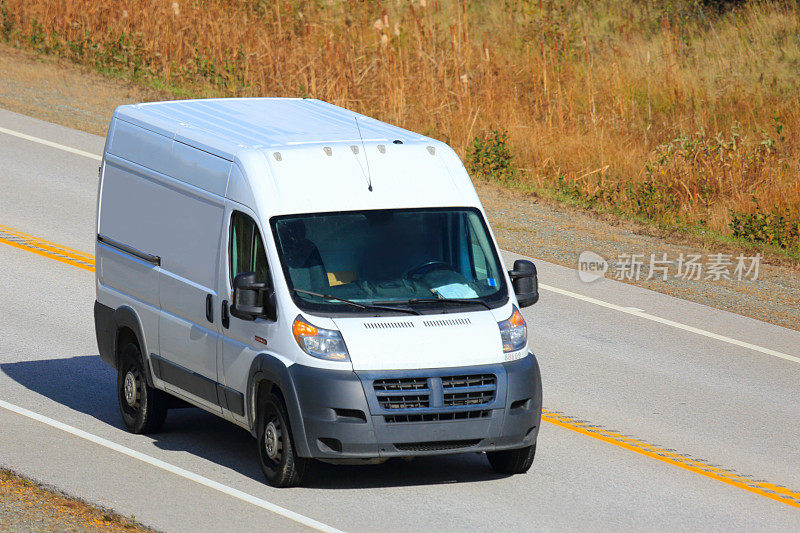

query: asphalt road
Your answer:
[1,107,799,531]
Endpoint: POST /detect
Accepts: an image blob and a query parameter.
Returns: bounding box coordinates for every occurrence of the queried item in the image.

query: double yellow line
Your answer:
[0,225,94,272]
[543,410,800,510]
[1,224,799,510]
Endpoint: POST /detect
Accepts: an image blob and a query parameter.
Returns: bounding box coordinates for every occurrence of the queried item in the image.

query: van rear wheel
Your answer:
[486,444,536,474]
[117,343,168,434]
[257,392,308,487]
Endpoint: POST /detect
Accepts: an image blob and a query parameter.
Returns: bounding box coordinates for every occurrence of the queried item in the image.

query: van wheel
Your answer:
[486,444,536,474]
[117,343,168,434]
[257,392,308,487]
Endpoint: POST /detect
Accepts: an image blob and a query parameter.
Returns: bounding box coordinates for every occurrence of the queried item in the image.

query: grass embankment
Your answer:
[0,0,798,257]
[0,468,149,531]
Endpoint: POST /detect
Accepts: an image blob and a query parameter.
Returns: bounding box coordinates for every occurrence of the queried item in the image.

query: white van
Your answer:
[94,98,542,487]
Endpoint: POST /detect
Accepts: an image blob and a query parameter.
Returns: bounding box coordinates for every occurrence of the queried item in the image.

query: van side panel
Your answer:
[97,160,163,362]
[98,152,228,411]
[155,167,226,412]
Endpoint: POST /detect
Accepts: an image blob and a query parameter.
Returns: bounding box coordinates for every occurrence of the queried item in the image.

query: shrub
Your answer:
[730,207,800,250]
[0,1,15,39]
[700,0,750,14]
[467,129,519,186]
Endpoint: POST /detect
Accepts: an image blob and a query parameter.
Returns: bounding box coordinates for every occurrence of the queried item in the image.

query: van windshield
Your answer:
[271,208,508,315]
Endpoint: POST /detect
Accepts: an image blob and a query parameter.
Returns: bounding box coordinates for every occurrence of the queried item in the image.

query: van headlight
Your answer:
[498,306,527,353]
[292,315,350,361]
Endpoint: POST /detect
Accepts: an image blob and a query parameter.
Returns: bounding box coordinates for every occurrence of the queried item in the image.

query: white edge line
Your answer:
[1,124,796,365]
[0,125,102,161]
[539,283,800,365]
[0,398,343,533]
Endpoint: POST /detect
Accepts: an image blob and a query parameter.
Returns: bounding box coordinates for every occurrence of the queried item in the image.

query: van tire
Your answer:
[486,444,536,474]
[117,342,168,434]
[257,391,309,487]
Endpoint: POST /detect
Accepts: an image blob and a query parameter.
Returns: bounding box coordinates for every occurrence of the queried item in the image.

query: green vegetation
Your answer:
[467,129,520,187]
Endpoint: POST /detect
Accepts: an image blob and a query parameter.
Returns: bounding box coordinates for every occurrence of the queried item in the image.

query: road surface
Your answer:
[1,107,799,531]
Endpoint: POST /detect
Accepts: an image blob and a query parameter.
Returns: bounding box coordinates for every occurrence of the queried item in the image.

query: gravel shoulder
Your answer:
[1,42,798,331]
[0,469,151,532]
[479,182,800,330]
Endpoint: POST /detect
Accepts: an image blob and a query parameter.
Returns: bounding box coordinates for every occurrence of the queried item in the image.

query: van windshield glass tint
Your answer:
[271,208,507,315]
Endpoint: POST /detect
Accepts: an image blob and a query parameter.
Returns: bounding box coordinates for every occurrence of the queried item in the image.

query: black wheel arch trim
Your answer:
[94,300,155,387]
[246,354,311,457]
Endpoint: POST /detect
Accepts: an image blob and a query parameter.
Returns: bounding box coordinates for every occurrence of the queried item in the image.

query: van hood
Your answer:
[332,311,504,371]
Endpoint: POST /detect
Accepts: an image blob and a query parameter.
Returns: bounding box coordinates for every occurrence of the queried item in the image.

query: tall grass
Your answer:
[1,0,798,252]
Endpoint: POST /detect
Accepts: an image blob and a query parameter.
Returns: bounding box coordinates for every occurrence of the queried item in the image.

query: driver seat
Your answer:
[281,220,328,290]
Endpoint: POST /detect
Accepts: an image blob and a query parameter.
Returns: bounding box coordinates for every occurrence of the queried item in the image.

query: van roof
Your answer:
[113,98,430,160]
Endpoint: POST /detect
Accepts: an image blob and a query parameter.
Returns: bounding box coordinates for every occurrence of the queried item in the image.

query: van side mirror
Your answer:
[508,260,539,308]
[231,272,276,321]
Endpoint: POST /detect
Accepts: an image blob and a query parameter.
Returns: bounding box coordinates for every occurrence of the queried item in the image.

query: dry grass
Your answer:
[0,0,798,251]
[0,468,149,531]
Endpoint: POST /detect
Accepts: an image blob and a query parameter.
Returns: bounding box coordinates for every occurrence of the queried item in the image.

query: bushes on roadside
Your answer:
[467,129,520,186]
[730,207,800,250]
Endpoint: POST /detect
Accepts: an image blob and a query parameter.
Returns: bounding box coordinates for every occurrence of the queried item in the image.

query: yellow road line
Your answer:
[542,410,800,509]
[0,225,94,272]
[1,224,798,510]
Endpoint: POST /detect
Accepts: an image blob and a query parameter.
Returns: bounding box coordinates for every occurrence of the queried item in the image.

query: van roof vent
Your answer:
[423,318,471,328]
[323,146,332,156]
[426,146,436,155]
[377,145,386,154]
[350,145,359,154]
[364,321,415,330]
[273,152,282,161]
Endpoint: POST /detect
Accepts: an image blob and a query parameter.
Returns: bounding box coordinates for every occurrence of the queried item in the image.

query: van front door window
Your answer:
[230,212,269,286]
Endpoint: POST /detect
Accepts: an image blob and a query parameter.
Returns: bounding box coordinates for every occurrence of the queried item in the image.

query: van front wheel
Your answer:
[486,444,536,474]
[257,392,309,487]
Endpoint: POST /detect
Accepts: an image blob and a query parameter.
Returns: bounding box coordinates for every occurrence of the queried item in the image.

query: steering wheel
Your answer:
[405,261,454,280]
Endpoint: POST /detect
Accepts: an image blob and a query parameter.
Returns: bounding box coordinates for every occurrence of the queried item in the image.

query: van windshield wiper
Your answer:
[293,289,420,315]
[375,297,492,310]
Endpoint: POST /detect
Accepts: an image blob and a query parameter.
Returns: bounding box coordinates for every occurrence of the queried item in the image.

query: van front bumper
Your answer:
[288,354,542,459]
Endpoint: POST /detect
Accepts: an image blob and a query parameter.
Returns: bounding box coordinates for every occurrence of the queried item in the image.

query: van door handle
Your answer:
[221,300,230,329]
[205,294,214,323]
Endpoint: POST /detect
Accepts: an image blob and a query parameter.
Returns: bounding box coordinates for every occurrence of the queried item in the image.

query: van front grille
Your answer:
[442,373,496,407]
[444,390,495,406]
[394,439,481,452]
[370,372,497,412]
[373,378,428,391]
[442,374,495,388]
[378,394,430,410]
[373,378,431,409]
[384,410,491,424]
